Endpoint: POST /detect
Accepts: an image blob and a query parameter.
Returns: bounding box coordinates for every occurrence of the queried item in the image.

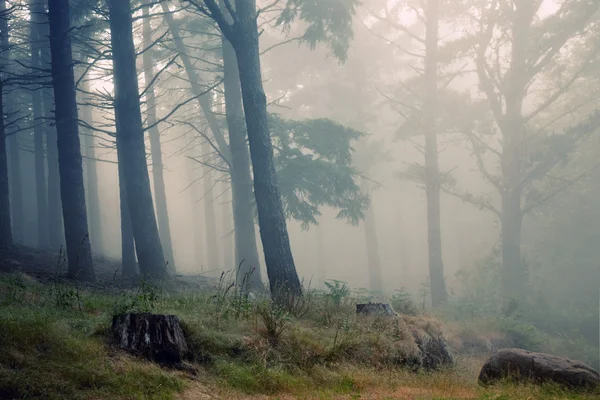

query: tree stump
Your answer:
[356,302,396,317]
[112,313,189,365]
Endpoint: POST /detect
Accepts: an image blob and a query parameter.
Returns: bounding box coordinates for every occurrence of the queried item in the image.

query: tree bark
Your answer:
[501,191,524,300]
[4,2,23,244]
[201,153,220,269]
[316,223,326,286]
[221,179,234,269]
[80,77,104,255]
[221,31,262,288]
[0,0,12,248]
[107,0,166,280]
[142,3,175,272]
[361,179,383,292]
[498,1,530,301]
[39,1,63,250]
[225,0,302,297]
[47,0,95,280]
[187,154,204,271]
[118,149,137,280]
[423,0,448,307]
[30,0,49,248]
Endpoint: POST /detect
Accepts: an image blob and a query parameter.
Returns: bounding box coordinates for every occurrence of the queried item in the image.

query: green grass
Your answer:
[0,273,185,399]
[0,271,598,400]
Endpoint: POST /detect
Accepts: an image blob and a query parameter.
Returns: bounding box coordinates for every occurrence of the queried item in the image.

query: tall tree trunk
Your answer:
[39,1,63,250]
[107,0,166,280]
[7,136,22,243]
[226,0,301,297]
[118,151,137,280]
[499,1,530,302]
[142,3,175,271]
[202,156,220,269]
[187,153,204,271]
[361,179,383,292]
[221,30,262,288]
[4,1,23,244]
[0,0,12,248]
[423,0,448,307]
[221,179,234,269]
[501,192,524,300]
[30,0,49,248]
[47,0,95,280]
[316,223,325,286]
[80,77,104,255]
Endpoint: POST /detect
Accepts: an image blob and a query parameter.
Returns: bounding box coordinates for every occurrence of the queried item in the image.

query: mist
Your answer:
[1,0,599,372]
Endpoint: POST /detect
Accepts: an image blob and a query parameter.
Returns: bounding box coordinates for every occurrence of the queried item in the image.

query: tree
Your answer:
[142,2,175,270]
[30,0,49,248]
[422,0,448,306]
[39,0,63,250]
[107,0,166,279]
[160,5,224,273]
[219,10,262,288]
[186,0,360,298]
[80,76,104,255]
[0,0,11,248]
[469,0,600,301]
[366,0,455,305]
[196,0,291,297]
[47,0,95,280]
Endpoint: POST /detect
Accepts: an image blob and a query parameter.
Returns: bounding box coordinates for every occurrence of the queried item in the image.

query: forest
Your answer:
[0,0,599,399]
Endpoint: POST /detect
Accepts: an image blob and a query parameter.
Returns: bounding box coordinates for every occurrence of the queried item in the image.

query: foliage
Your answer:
[276,0,360,62]
[270,114,368,228]
[2,272,600,398]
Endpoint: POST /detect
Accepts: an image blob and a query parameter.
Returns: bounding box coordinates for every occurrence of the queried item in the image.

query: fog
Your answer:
[2,0,599,368]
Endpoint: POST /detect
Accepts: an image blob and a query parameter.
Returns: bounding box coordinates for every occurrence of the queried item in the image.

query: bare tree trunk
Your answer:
[39,1,63,250]
[7,133,22,244]
[361,179,383,292]
[221,179,234,269]
[2,1,21,244]
[187,154,204,271]
[316,223,325,286]
[499,2,529,302]
[0,0,12,248]
[80,78,104,255]
[142,3,175,271]
[423,0,448,307]
[30,0,49,248]
[47,0,95,280]
[226,0,301,297]
[221,29,262,289]
[201,154,220,269]
[501,183,525,300]
[107,0,166,280]
[118,152,137,280]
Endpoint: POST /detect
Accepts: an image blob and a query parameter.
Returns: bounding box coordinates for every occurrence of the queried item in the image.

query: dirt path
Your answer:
[177,380,478,400]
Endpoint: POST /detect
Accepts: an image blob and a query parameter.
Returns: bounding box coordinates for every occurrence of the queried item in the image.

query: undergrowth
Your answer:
[0,271,598,399]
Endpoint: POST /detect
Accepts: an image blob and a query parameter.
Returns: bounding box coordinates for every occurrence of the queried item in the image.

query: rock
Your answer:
[406,327,453,371]
[413,329,453,370]
[479,348,600,390]
[112,313,189,365]
[356,303,396,317]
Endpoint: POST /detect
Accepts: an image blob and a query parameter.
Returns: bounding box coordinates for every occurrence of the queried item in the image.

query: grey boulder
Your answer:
[479,348,599,390]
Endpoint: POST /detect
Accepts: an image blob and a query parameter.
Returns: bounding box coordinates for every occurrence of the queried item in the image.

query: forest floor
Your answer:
[0,246,598,400]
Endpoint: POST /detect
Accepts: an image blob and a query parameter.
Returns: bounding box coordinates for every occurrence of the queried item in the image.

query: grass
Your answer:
[0,270,598,400]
